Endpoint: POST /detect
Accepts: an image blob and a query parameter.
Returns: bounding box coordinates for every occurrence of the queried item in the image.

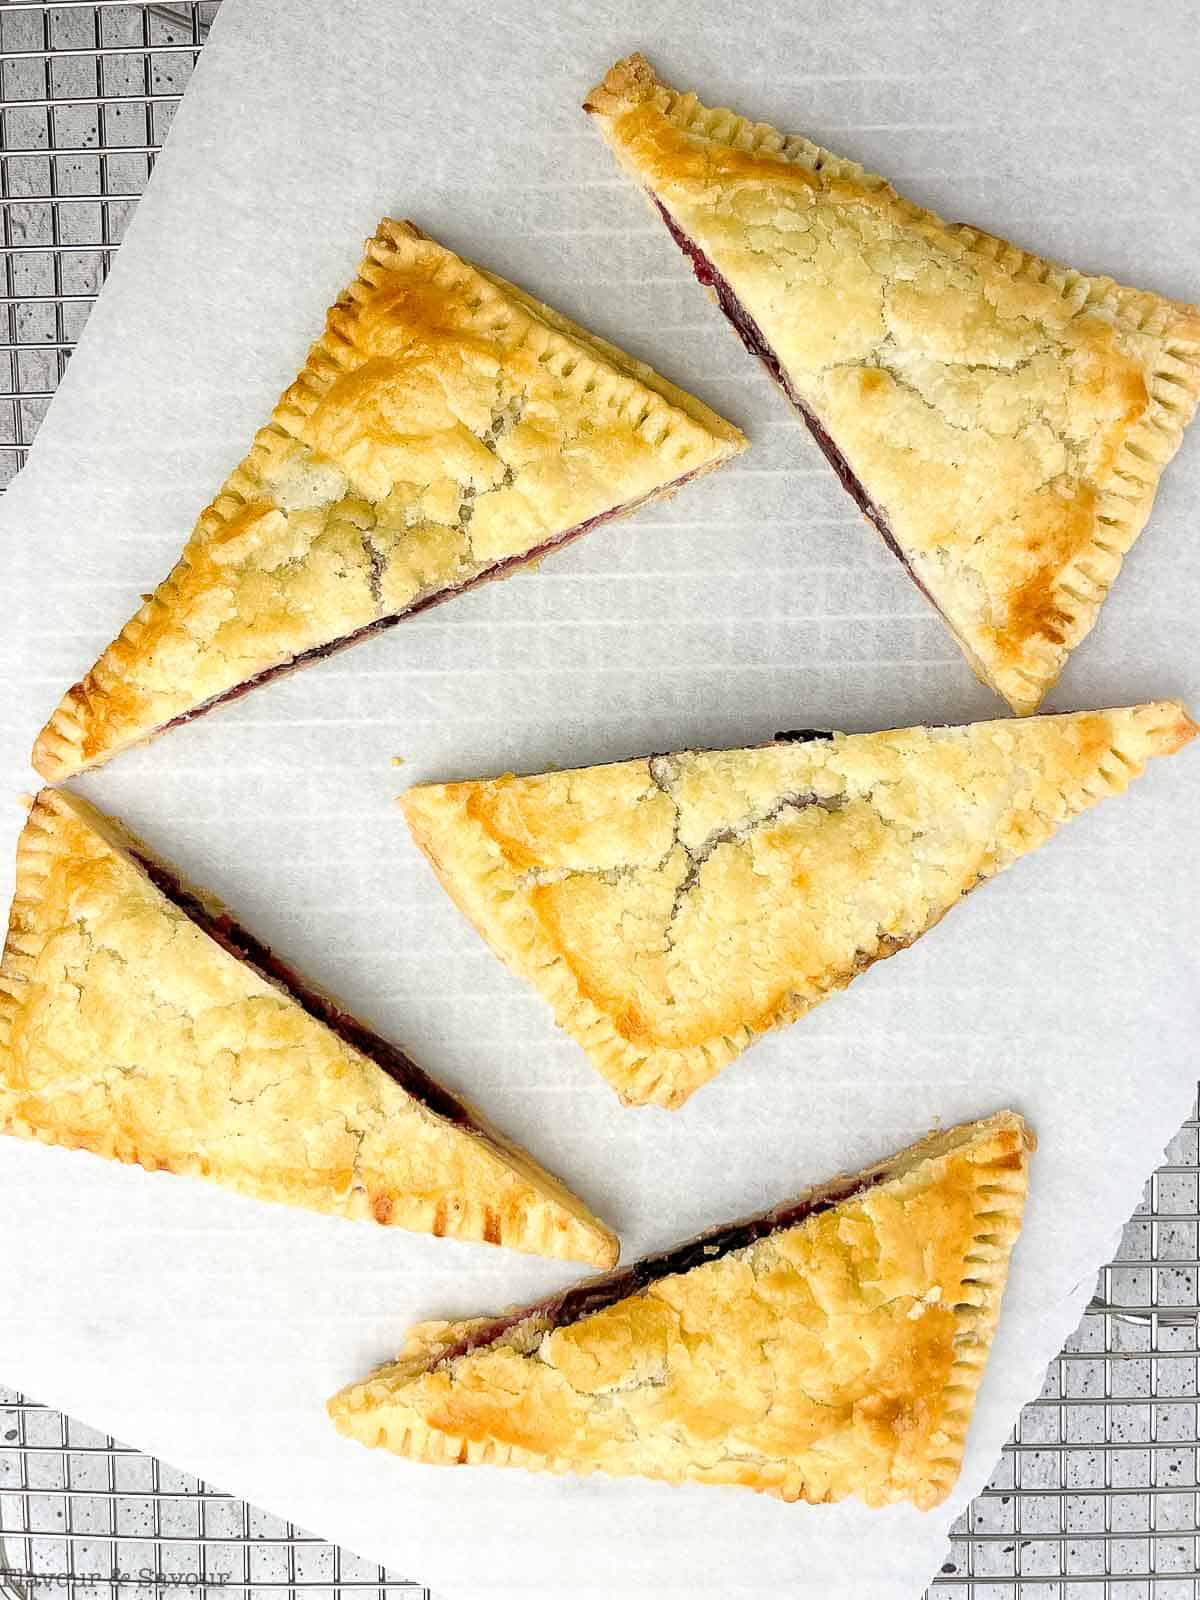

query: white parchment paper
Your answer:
[1,2,1198,1595]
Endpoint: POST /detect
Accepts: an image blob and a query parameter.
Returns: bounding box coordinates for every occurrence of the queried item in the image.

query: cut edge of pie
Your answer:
[584,53,1200,715]
[328,1110,1034,1510]
[0,787,619,1267]
[31,218,746,782]
[400,701,1195,1109]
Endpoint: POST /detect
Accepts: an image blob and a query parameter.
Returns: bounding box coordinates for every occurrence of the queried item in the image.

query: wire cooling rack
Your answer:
[1,5,1198,1596]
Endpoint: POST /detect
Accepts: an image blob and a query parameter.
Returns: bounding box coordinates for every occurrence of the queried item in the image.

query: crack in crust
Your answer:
[31,219,745,780]
[647,758,846,948]
[401,702,1195,1108]
[328,1112,1035,1511]
[0,789,618,1266]
[585,54,1200,714]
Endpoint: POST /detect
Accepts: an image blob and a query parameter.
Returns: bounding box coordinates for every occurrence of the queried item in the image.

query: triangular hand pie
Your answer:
[32,219,745,780]
[0,789,617,1266]
[402,702,1195,1107]
[586,55,1200,713]
[329,1111,1033,1510]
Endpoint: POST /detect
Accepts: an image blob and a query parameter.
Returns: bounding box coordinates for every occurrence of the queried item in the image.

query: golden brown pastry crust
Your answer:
[585,55,1200,714]
[401,702,1195,1108]
[329,1112,1034,1510]
[0,789,617,1266]
[32,219,745,780]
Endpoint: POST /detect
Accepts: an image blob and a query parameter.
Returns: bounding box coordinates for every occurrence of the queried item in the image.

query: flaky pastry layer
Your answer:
[33,219,744,779]
[0,789,617,1265]
[401,702,1195,1107]
[330,1111,1034,1510]
[586,55,1200,713]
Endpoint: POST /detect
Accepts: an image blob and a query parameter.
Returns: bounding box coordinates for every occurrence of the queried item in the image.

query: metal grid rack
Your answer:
[0,1388,424,1600]
[0,5,1197,1596]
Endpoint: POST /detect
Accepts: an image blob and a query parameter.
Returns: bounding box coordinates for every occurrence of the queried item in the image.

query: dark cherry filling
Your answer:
[127,850,478,1130]
[160,468,710,736]
[774,728,834,744]
[648,197,942,614]
[436,1167,886,1365]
